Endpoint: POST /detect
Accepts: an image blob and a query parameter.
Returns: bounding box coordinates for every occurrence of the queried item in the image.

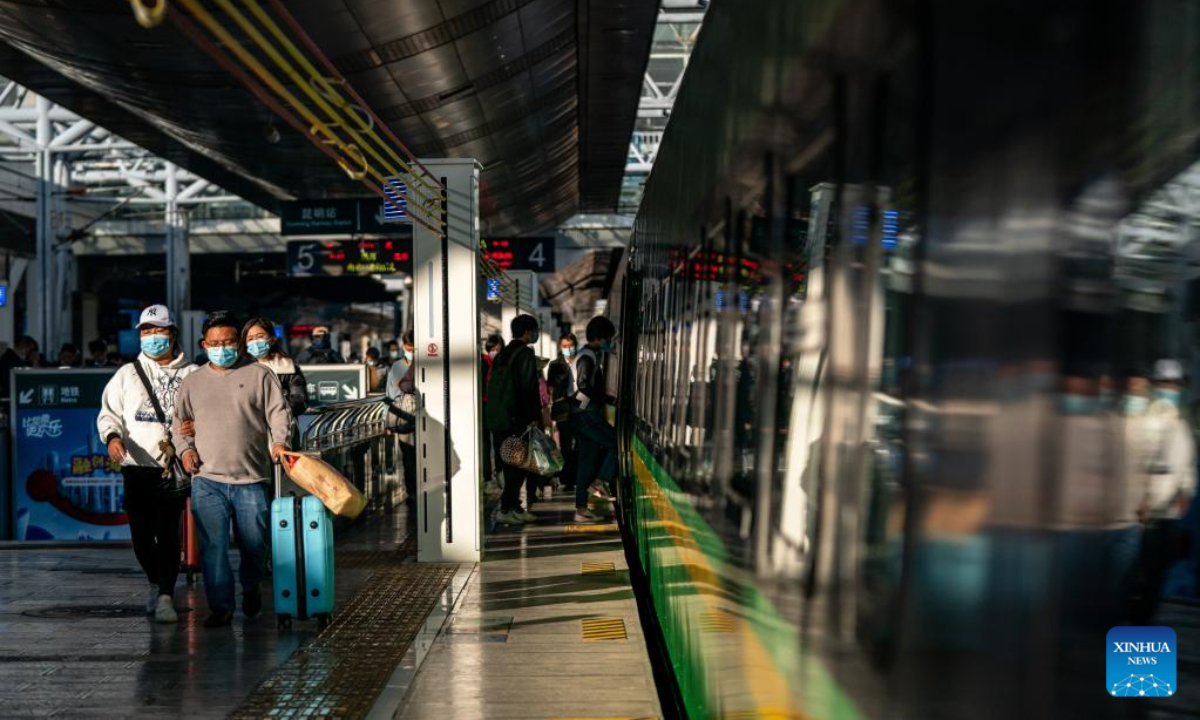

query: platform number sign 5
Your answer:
[292,242,319,274]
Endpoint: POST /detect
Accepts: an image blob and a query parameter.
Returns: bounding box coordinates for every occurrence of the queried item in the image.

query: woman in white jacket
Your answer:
[96,304,198,623]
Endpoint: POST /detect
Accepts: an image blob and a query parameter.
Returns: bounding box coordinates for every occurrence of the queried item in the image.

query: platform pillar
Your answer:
[410,159,483,563]
[164,162,190,324]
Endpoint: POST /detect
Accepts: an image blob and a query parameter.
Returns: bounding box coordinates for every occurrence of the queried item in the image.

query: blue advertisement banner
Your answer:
[10,369,125,541]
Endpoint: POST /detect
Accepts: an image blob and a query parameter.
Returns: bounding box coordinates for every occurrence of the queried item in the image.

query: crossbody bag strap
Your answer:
[132,359,169,427]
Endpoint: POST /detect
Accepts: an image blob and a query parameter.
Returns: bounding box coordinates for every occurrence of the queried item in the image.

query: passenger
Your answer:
[523,356,554,506]
[547,333,579,492]
[481,333,505,485]
[1131,359,1197,622]
[0,335,37,396]
[57,342,80,368]
[571,317,618,523]
[86,339,110,367]
[174,311,291,628]
[1055,369,1141,655]
[385,338,401,367]
[385,330,418,513]
[489,314,543,525]
[242,317,308,419]
[295,326,345,365]
[96,304,198,624]
[365,346,389,391]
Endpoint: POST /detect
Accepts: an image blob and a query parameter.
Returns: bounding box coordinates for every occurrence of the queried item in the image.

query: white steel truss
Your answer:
[621,2,706,213]
[0,77,253,350]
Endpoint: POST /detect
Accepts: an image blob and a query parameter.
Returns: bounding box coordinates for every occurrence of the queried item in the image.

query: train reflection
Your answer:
[610,1,1200,718]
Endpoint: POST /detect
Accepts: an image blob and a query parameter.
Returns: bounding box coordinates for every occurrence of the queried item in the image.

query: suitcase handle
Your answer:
[274,460,283,497]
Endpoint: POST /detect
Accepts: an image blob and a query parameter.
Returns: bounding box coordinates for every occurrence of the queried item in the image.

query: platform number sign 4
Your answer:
[483,237,555,272]
[527,241,547,269]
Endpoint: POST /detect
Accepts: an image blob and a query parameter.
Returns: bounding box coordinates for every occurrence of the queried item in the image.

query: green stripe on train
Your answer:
[629,436,865,720]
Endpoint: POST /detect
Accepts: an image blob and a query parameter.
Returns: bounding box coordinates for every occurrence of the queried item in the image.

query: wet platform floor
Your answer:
[0,508,414,719]
[387,496,662,720]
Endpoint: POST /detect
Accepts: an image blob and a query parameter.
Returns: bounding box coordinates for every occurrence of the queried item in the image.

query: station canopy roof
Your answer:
[0,0,657,235]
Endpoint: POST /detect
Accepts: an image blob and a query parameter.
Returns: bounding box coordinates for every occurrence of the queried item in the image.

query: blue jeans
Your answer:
[190,477,269,613]
[574,410,616,510]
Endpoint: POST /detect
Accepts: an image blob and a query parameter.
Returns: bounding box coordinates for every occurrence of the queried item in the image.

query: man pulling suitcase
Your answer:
[173,311,292,628]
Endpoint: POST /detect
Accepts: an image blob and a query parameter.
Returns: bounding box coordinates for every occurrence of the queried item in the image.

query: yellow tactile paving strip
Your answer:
[581,617,628,641]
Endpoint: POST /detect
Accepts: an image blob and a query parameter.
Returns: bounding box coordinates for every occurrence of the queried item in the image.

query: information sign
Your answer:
[287,238,414,277]
[300,364,368,407]
[483,237,556,272]
[10,369,125,541]
[281,196,411,236]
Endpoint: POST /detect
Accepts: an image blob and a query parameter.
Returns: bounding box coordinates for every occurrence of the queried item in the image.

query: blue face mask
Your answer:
[1121,395,1150,416]
[1156,388,1182,407]
[599,340,614,353]
[140,335,171,359]
[404,350,414,363]
[246,339,271,359]
[528,332,540,345]
[562,347,576,358]
[1060,394,1099,416]
[208,346,238,368]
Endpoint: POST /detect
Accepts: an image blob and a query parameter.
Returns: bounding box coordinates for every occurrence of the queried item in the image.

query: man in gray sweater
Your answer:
[174,311,290,628]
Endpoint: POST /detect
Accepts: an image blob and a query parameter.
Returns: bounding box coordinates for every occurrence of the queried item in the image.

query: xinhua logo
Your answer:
[1108,626,1176,697]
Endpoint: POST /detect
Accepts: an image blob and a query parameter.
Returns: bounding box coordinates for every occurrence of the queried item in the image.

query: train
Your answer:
[607,1,1200,718]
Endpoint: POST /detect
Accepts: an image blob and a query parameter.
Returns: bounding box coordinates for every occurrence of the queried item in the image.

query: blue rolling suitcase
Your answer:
[271,465,335,629]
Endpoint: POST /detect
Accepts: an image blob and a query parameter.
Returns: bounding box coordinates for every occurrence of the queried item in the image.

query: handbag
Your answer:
[280,451,367,519]
[524,428,564,477]
[132,359,191,495]
[500,432,529,467]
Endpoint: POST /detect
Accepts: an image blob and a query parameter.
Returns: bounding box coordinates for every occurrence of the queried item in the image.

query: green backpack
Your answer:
[485,351,518,432]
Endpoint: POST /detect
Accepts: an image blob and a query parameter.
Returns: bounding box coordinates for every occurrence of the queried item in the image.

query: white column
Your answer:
[28,95,53,352]
[164,162,190,321]
[410,159,483,563]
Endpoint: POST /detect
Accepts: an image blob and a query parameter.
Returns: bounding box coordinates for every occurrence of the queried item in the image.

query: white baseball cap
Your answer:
[1153,359,1184,382]
[138,304,175,329]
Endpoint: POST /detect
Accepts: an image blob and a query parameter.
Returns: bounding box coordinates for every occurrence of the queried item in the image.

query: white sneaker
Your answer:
[146,586,159,614]
[518,510,537,523]
[574,508,601,523]
[589,482,615,501]
[496,510,525,525]
[154,594,178,624]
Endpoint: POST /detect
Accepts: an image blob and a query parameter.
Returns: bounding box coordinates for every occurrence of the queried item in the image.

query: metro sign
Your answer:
[382,176,407,222]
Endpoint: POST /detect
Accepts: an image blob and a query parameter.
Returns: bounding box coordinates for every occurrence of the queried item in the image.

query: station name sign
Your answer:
[280,195,410,236]
[287,239,413,277]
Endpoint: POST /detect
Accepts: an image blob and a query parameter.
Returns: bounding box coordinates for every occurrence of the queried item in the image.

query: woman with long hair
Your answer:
[241,318,308,419]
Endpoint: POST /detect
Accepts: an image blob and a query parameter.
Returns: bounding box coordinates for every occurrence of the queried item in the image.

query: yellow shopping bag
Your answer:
[281,451,367,519]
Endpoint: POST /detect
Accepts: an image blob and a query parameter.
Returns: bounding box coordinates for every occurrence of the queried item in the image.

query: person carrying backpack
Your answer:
[295,326,345,365]
[486,315,544,525]
[571,316,618,523]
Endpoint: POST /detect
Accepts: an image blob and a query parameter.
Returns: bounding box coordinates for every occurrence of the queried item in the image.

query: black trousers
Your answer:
[557,420,577,489]
[122,466,187,596]
[400,440,417,509]
[1132,519,1182,624]
[495,433,535,513]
